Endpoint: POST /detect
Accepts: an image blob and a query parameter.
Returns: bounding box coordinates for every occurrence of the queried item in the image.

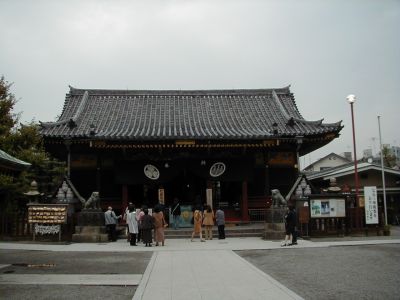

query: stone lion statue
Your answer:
[80,191,100,210]
[271,189,287,208]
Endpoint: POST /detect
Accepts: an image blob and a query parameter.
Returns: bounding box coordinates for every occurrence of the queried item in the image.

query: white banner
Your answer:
[364,186,378,224]
[206,188,213,208]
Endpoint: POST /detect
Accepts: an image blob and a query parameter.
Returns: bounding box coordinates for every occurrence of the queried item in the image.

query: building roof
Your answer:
[0,149,31,172]
[303,152,350,171]
[40,86,342,150]
[306,161,400,181]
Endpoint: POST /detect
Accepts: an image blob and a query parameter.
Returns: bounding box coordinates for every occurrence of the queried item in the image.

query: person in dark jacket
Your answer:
[140,208,154,247]
[281,206,296,247]
[215,206,226,239]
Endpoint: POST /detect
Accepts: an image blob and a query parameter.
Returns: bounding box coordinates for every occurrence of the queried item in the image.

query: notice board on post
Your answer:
[364,186,378,224]
[310,198,346,218]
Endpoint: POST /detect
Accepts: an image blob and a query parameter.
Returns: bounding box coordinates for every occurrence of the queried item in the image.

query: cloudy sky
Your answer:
[1,0,399,167]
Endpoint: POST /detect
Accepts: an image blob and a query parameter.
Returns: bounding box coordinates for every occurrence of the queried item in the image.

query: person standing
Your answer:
[291,207,298,245]
[281,205,296,247]
[104,206,121,242]
[202,205,214,240]
[215,206,226,240]
[140,208,154,247]
[126,204,138,246]
[191,207,205,242]
[137,206,146,243]
[153,206,166,246]
[171,197,181,230]
[123,202,133,242]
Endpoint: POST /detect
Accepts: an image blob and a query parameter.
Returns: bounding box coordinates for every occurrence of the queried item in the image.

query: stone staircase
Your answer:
[164,224,264,239]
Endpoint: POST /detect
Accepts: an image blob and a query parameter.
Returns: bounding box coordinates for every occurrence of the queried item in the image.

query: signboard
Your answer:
[310,199,346,218]
[27,204,68,224]
[299,207,310,224]
[169,205,193,228]
[364,186,378,224]
[27,204,68,241]
[268,152,295,166]
[158,188,165,204]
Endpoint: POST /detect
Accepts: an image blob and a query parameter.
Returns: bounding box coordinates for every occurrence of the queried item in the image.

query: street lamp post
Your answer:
[347,94,360,207]
[378,116,388,225]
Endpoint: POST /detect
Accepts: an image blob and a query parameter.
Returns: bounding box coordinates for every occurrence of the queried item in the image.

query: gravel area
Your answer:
[237,244,400,300]
[0,250,152,300]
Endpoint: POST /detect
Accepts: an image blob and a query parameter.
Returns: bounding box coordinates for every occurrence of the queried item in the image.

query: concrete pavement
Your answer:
[1,237,400,300]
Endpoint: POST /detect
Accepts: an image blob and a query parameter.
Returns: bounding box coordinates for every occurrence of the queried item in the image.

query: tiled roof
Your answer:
[306,162,400,180]
[40,86,342,141]
[0,149,31,171]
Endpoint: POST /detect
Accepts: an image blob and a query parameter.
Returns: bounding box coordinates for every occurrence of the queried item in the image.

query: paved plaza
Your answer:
[1,228,400,300]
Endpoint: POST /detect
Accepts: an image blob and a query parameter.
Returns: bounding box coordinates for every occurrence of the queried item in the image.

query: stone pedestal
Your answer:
[76,209,105,226]
[263,208,287,240]
[72,210,108,243]
[263,222,286,240]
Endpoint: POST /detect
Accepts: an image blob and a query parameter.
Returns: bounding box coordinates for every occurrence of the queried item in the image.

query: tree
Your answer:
[381,146,396,168]
[0,76,65,203]
[0,76,18,141]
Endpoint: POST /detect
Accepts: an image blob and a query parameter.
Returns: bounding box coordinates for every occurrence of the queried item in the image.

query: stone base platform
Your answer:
[72,226,108,243]
[72,210,108,243]
[263,222,285,240]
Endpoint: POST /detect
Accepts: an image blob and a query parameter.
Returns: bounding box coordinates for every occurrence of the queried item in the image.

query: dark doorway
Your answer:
[129,184,158,208]
[165,171,206,206]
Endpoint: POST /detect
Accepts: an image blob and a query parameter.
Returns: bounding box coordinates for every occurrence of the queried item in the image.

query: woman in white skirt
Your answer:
[126,204,139,246]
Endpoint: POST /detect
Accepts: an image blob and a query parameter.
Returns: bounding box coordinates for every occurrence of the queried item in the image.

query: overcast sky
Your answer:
[1,0,399,167]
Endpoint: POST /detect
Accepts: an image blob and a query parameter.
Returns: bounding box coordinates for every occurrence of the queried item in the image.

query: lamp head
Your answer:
[346,94,356,104]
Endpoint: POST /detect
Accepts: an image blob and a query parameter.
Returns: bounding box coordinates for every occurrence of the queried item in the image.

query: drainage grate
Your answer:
[11,263,56,268]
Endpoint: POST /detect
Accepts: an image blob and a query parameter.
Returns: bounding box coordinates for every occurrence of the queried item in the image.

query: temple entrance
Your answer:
[126,171,207,209]
[164,171,206,207]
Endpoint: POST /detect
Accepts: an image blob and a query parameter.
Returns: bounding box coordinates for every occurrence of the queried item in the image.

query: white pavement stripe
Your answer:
[132,252,157,300]
[0,264,10,269]
[230,251,303,300]
[1,238,399,252]
[139,250,303,300]
[0,274,142,286]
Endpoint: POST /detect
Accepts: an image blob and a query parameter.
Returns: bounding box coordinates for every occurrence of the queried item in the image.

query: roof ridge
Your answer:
[40,91,89,128]
[68,86,292,96]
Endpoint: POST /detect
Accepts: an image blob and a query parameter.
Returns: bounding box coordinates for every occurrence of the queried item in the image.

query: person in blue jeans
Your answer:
[171,197,181,230]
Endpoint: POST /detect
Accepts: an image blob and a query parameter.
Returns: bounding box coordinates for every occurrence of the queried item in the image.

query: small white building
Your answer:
[303,152,350,172]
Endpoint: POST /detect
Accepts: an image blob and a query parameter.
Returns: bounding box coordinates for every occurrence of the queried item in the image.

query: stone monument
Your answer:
[72,191,108,243]
[263,189,288,240]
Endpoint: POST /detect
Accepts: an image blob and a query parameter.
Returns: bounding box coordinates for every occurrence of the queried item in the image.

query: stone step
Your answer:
[72,233,108,243]
[165,232,262,239]
[117,224,265,239]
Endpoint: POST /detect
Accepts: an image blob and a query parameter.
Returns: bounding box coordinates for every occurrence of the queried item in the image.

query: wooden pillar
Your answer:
[96,155,101,193]
[64,139,71,178]
[242,181,249,222]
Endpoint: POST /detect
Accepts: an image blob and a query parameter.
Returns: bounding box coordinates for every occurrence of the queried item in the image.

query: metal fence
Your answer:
[248,208,286,223]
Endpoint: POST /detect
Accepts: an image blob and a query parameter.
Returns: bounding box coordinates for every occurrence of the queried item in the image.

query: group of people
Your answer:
[104,201,226,245]
[105,203,167,247]
[191,205,226,242]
